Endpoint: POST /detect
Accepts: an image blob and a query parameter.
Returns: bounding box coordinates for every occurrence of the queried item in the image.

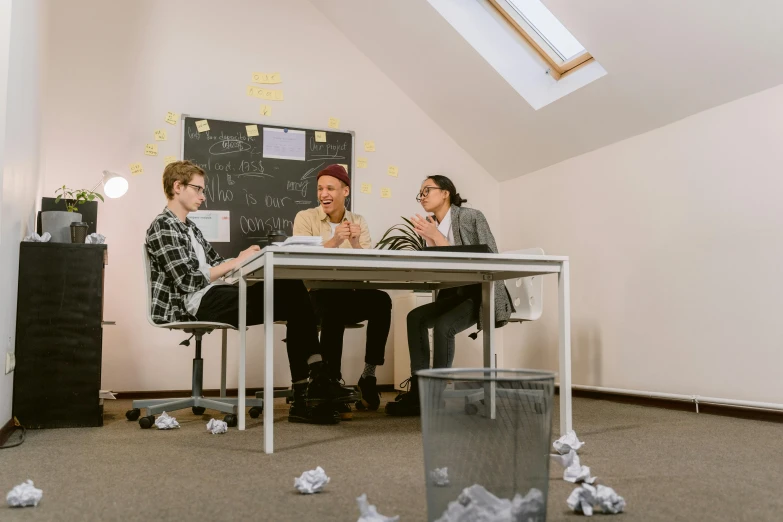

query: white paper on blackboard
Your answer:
[190,210,231,242]
[263,128,306,161]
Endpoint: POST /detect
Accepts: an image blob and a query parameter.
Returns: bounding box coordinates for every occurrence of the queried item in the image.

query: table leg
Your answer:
[238,274,247,431]
[482,281,496,419]
[558,260,573,435]
[220,329,227,398]
[263,254,275,454]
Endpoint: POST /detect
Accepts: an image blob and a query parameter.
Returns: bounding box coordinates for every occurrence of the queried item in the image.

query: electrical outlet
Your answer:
[5,352,15,374]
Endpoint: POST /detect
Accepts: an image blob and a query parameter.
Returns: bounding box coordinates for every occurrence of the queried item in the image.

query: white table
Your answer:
[227,247,572,454]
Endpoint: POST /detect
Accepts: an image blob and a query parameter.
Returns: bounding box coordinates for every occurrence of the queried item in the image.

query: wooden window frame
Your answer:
[488,0,593,80]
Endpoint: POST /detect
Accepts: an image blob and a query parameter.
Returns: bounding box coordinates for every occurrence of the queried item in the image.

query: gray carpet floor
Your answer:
[1,395,782,521]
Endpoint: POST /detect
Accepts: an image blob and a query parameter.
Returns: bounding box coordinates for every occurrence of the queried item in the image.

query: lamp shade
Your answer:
[102,170,128,199]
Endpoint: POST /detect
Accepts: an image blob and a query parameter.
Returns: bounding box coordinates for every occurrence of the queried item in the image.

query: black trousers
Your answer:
[310,289,392,380]
[195,280,319,383]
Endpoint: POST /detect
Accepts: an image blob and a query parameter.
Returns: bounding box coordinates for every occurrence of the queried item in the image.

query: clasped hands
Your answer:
[326,221,361,248]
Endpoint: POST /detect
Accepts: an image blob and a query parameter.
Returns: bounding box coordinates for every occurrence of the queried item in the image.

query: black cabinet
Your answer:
[13,243,107,428]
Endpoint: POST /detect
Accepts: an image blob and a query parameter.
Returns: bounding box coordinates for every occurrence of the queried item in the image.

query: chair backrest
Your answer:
[142,244,158,327]
[504,248,545,322]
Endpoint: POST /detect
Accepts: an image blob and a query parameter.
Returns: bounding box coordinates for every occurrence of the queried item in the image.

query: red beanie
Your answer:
[317,164,350,186]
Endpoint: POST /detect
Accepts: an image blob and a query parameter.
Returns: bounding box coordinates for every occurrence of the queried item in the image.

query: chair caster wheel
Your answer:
[465,403,479,415]
[139,415,155,429]
[125,408,141,421]
[224,414,238,427]
[248,406,263,419]
[192,406,206,415]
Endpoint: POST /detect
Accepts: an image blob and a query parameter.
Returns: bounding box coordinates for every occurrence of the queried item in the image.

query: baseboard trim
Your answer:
[114,384,399,400]
[564,387,783,423]
[0,418,14,447]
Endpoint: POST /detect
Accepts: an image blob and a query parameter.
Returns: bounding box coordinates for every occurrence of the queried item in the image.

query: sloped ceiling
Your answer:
[313,0,783,181]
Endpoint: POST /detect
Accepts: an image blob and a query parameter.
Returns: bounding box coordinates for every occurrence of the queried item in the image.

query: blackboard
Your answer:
[182,116,354,258]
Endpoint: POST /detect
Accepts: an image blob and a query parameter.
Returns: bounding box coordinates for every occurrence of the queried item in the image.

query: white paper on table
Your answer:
[99,390,116,400]
[356,493,399,522]
[263,128,306,161]
[154,411,180,430]
[189,211,230,242]
[6,480,43,507]
[273,236,323,247]
[553,430,585,454]
[206,418,227,435]
[294,467,330,494]
[85,233,106,244]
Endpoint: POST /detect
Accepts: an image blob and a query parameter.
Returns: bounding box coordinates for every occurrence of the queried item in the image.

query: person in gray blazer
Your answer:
[386,175,513,416]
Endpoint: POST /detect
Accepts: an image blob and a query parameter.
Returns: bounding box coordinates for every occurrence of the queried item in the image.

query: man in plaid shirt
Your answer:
[146,161,357,424]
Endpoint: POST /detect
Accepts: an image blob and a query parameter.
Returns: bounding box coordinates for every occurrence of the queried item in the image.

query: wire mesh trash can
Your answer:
[417,369,555,521]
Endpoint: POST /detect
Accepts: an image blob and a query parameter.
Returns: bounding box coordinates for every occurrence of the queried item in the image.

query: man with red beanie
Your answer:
[293,164,391,419]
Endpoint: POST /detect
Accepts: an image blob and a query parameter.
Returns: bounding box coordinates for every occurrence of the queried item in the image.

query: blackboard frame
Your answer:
[180,114,355,257]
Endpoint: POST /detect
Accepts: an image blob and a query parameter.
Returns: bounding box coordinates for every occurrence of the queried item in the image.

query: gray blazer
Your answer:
[449,205,514,330]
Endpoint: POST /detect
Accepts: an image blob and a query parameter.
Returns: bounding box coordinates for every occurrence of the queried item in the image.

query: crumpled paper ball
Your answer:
[154,411,180,430]
[294,467,330,494]
[6,480,43,507]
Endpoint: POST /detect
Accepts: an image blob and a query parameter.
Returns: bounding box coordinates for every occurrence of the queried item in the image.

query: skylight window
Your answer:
[490,0,592,79]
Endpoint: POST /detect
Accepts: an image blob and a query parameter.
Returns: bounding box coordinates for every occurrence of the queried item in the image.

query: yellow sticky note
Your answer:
[130,163,144,176]
[144,144,158,156]
[196,120,210,132]
[246,124,259,137]
[247,85,261,98]
[252,72,281,84]
[361,183,372,194]
[387,165,399,177]
[357,157,368,168]
[364,140,376,152]
[338,164,349,173]
[328,117,340,129]
[164,155,177,166]
[165,111,178,125]
[154,129,167,141]
[272,90,284,101]
[259,104,272,117]
[314,131,326,143]
[381,187,392,199]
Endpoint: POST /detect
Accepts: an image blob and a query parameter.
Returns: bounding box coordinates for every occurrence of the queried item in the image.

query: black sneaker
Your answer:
[355,375,381,411]
[306,361,360,405]
[289,384,339,425]
[335,402,353,420]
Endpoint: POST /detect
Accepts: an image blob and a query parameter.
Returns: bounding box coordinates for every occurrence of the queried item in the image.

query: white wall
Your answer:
[499,84,783,404]
[0,0,46,423]
[40,0,501,391]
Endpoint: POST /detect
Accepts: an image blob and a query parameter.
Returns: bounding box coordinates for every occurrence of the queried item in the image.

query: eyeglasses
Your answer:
[416,186,443,202]
[186,184,206,195]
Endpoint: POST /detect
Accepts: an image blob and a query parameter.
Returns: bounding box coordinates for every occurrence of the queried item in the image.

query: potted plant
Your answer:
[41,186,104,243]
[375,217,426,251]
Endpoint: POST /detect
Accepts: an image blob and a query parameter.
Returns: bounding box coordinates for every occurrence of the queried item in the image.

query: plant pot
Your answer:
[70,222,89,244]
[41,211,82,243]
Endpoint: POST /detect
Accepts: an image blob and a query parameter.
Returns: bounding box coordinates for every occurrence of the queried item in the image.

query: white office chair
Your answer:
[446,247,547,415]
[505,247,544,324]
[126,246,264,429]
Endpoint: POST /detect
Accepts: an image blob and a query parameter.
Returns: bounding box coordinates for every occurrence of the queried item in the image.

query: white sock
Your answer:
[307,354,322,365]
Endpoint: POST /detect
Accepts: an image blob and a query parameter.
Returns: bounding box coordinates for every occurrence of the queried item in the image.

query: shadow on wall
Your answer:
[572,323,603,386]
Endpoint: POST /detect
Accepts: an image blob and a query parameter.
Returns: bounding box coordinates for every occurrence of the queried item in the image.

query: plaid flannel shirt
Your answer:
[145,208,224,324]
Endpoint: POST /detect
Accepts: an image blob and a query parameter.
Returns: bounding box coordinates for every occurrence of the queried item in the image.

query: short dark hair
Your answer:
[426,175,467,207]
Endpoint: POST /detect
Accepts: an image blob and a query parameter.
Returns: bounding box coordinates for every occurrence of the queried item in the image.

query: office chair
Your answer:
[126,246,264,429]
[447,247,546,414]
